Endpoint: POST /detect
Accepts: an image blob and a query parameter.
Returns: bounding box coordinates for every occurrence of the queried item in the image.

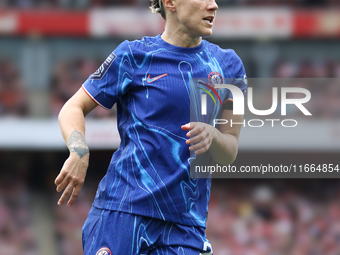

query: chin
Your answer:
[202,34,212,38]
[201,30,213,38]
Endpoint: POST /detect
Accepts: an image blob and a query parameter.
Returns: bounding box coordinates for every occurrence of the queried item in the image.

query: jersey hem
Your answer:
[92,200,207,229]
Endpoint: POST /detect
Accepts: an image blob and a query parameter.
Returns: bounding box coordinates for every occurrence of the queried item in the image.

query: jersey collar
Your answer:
[156,34,205,54]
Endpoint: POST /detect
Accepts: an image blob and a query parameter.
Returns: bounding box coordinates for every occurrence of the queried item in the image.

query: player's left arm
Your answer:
[181,109,242,165]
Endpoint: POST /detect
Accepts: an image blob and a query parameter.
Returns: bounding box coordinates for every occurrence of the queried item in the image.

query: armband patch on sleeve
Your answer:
[90,53,117,80]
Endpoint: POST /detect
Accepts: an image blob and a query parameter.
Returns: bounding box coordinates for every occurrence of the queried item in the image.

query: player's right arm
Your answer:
[55,88,98,206]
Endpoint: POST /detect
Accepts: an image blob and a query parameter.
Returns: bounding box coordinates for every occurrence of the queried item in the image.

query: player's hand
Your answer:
[54,152,89,206]
[181,122,217,155]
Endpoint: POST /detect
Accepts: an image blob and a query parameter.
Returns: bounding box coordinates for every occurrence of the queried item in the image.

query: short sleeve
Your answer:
[82,40,133,109]
[223,50,248,110]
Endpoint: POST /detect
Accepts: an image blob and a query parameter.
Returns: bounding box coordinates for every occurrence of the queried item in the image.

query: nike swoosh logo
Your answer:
[146,73,168,83]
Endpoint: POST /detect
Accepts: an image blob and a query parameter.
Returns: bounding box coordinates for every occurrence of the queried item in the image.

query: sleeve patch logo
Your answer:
[243,74,248,85]
[90,53,117,80]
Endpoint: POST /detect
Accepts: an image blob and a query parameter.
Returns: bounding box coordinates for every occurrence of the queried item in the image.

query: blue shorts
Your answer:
[82,206,213,255]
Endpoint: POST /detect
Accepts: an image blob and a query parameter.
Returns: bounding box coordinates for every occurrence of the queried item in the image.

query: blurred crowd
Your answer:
[2,161,337,255]
[0,60,28,117]
[0,0,340,8]
[53,190,92,255]
[0,0,140,9]
[0,152,41,255]
[0,151,340,255]
[50,57,116,119]
[0,57,116,119]
[0,2,339,255]
[206,179,340,255]
[2,179,340,255]
[52,178,340,255]
[246,59,340,119]
[2,171,338,255]
[0,172,37,255]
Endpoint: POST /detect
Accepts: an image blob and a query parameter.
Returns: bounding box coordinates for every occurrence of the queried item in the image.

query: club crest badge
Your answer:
[208,71,223,87]
[95,247,112,255]
[90,53,117,80]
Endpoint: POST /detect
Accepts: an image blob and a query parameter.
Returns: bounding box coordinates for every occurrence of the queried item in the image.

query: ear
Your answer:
[163,0,176,13]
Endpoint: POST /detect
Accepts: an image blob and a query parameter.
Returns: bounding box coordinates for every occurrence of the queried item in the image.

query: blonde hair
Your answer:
[149,0,166,20]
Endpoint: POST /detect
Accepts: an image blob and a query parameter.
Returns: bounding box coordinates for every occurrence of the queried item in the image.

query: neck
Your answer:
[161,26,202,48]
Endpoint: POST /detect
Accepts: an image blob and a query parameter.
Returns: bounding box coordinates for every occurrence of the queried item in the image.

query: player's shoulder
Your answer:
[203,40,246,77]
[204,40,242,62]
[118,35,160,53]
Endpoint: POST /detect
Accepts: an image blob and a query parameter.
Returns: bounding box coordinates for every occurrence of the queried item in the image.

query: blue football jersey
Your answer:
[82,34,247,228]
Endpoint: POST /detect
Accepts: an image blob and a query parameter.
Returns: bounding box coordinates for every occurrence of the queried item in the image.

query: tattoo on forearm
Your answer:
[69,130,89,158]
